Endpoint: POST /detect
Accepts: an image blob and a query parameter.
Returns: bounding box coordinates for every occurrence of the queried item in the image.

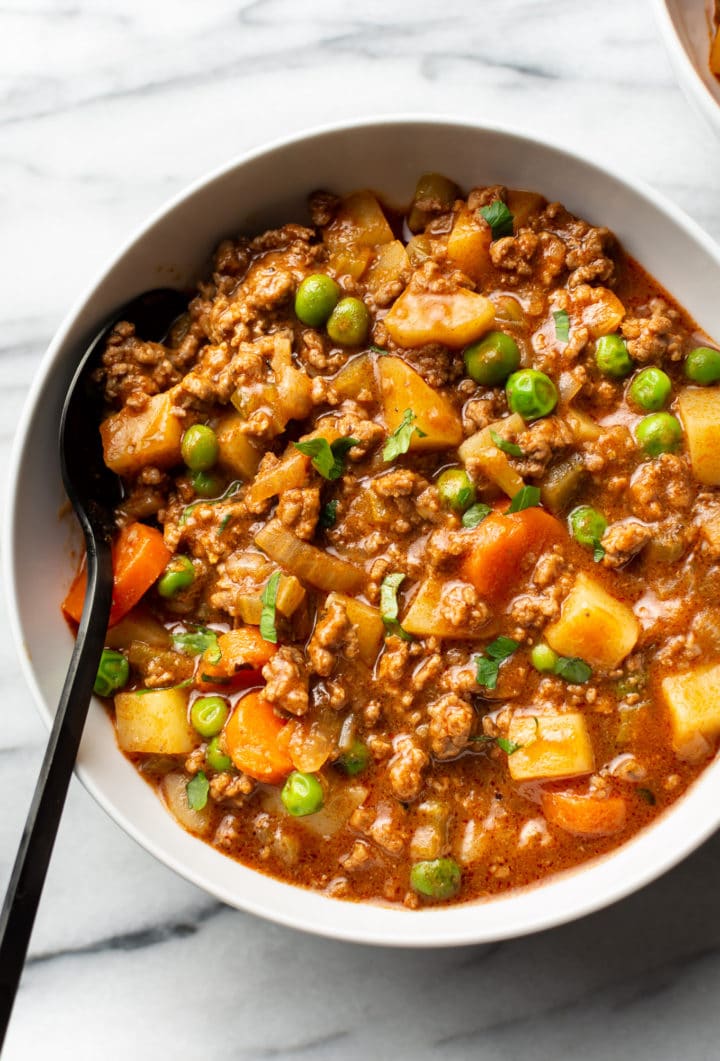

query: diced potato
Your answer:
[215,413,262,480]
[365,240,410,298]
[410,800,449,861]
[662,662,720,761]
[458,414,525,498]
[542,790,626,837]
[505,188,546,229]
[160,772,212,836]
[677,387,720,485]
[446,208,492,281]
[115,687,196,755]
[245,448,311,508]
[712,25,720,76]
[384,288,495,349]
[566,407,603,442]
[325,190,394,248]
[508,713,595,782]
[255,519,365,595]
[402,578,496,639]
[100,390,183,475]
[327,244,372,280]
[105,607,171,650]
[545,572,639,670]
[581,287,626,338]
[332,353,376,401]
[377,356,463,450]
[328,592,385,665]
[276,574,307,618]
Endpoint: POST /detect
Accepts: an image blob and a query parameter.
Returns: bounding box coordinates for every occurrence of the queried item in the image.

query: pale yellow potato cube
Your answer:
[677,387,720,486]
[215,413,262,480]
[365,240,410,297]
[661,662,720,761]
[377,356,463,449]
[100,390,183,475]
[545,572,639,670]
[325,190,394,248]
[403,578,495,639]
[115,687,197,755]
[508,713,595,782]
[383,288,495,349]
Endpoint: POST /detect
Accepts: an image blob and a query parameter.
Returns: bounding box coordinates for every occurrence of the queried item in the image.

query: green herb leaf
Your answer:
[490,428,523,458]
[553,309,570,343]
[217,513,233,536]
[462,502,492,528]
[383,409,427,462]
[554,656,592,684]
[637,787,656,805]
[471,734,522,754]
[479,200,514,239]
[136,678,193,696]
[593,543,605,563]
[319,499,339,529]
[180,480,242,525]
[294,436,359,480]
[475,636,519,690]
[260,570,281,644]
[172,627,221,663]
[186,771,209,811]
[369,344,388,355]
[380,572,413,642]
[508,485,541,513]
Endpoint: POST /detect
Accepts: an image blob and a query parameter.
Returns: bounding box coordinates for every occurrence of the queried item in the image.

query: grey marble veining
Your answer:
[3,0,720,1057]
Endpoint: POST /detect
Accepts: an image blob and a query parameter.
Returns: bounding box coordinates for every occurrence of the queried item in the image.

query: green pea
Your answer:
[569,505,607,548]
[410,858,461,901]
[635,412,682,457]
[295,273,341,327]
[685,346,720,385]
[94,649,129,698]
[506,369,558,420]
[190,469,224,498]
[181,424,219,472]
[531,643,558,673]
[627,367,672,411]
[463,331,520,386]
[337,741,370,776]
[281,771,324,816]
[595,334,633,378]
[157,556,195,598]
[191,695,229,739]
[326,297,370,346]
[206,736,232,772]
[436,468,476,513]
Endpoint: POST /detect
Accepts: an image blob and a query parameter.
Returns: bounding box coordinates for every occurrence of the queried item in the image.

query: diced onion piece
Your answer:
[409,800,450,861]
[504,188,546,228]
[262,782,368,838]
[662,662,720,762]
[545,572,639,670]
[508,713,595,782]
[580,287,625,338]
[377,356,463,449]
[255,520,365,595]
[284,718,337,773]
[115,687,196,755]
[458,413,526,498]
[161,772,212,836]
[327,244,372,280]
[327,592,384,665]
[566,407,603,442]
[215,413,262,479]
[332,353,376,401]
[540,453,586,515]
[677,387,720,486]
[384,287,495,349]
[100,390,183,475]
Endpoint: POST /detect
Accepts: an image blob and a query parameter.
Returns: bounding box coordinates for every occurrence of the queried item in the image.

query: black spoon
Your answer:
[0,289,187,1049]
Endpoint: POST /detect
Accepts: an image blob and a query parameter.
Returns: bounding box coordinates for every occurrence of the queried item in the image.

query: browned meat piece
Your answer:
[209,772,254,804]
[564,223,616,288]
[427,693,474,759]
[371,469,421,498]
[405,343,465,388]
[601,519,653,568]
[97,321,182,409]
[621,299,683,363]
[439,583,490,631]
[262,646,310,716]
[307,595,359,677]
[515,417,574,478]
[583,424,636,474]
[276,487,320,541]
[467,185,508,210]
[387,735,429,802]
[629,454,694,521]
[490,231,539,278]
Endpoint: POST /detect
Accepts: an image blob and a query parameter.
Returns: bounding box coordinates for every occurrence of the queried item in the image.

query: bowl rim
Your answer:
[6,112,720,947]
[653,0,720,136]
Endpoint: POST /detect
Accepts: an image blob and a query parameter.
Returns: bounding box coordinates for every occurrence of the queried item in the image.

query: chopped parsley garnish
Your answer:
[137,678,193,696]
[186,771,209,811]
[180,480,242,525]
[637,787,656,805]
[553,309,570,343]
[479,200,514,240]
[369,344,388,355]
[217,513,233,536]
[554,656,592,684]
[462,502,492,528]
[380,572,413,642]
[508,485,541,513]
[294,436,358,480]
[593,543,605,563]
[319,499,339,529]
[472,734,523,755]
[383,409,427,462]
[475,636,519,690]
[490,429,523,458]
[260,570,281,644]
[172,627,221,663]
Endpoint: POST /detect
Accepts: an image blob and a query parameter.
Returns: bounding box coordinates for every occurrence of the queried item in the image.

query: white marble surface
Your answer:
[3,0,720,1057]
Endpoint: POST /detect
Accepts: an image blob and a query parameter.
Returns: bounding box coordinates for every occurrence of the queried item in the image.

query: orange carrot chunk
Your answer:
[461,507,564,604]
[224,691,293,784]
[196,628,277,692]
[542,789,627,838]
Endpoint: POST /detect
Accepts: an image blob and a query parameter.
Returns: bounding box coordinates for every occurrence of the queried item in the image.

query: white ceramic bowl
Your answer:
[6,116,720,947]
[654,0,720,136]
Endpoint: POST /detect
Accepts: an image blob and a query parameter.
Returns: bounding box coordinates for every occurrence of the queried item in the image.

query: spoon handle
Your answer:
[0,535,113,1048]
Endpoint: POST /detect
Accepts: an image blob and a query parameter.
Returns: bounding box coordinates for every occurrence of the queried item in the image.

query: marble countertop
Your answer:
[3,0,720,1057]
